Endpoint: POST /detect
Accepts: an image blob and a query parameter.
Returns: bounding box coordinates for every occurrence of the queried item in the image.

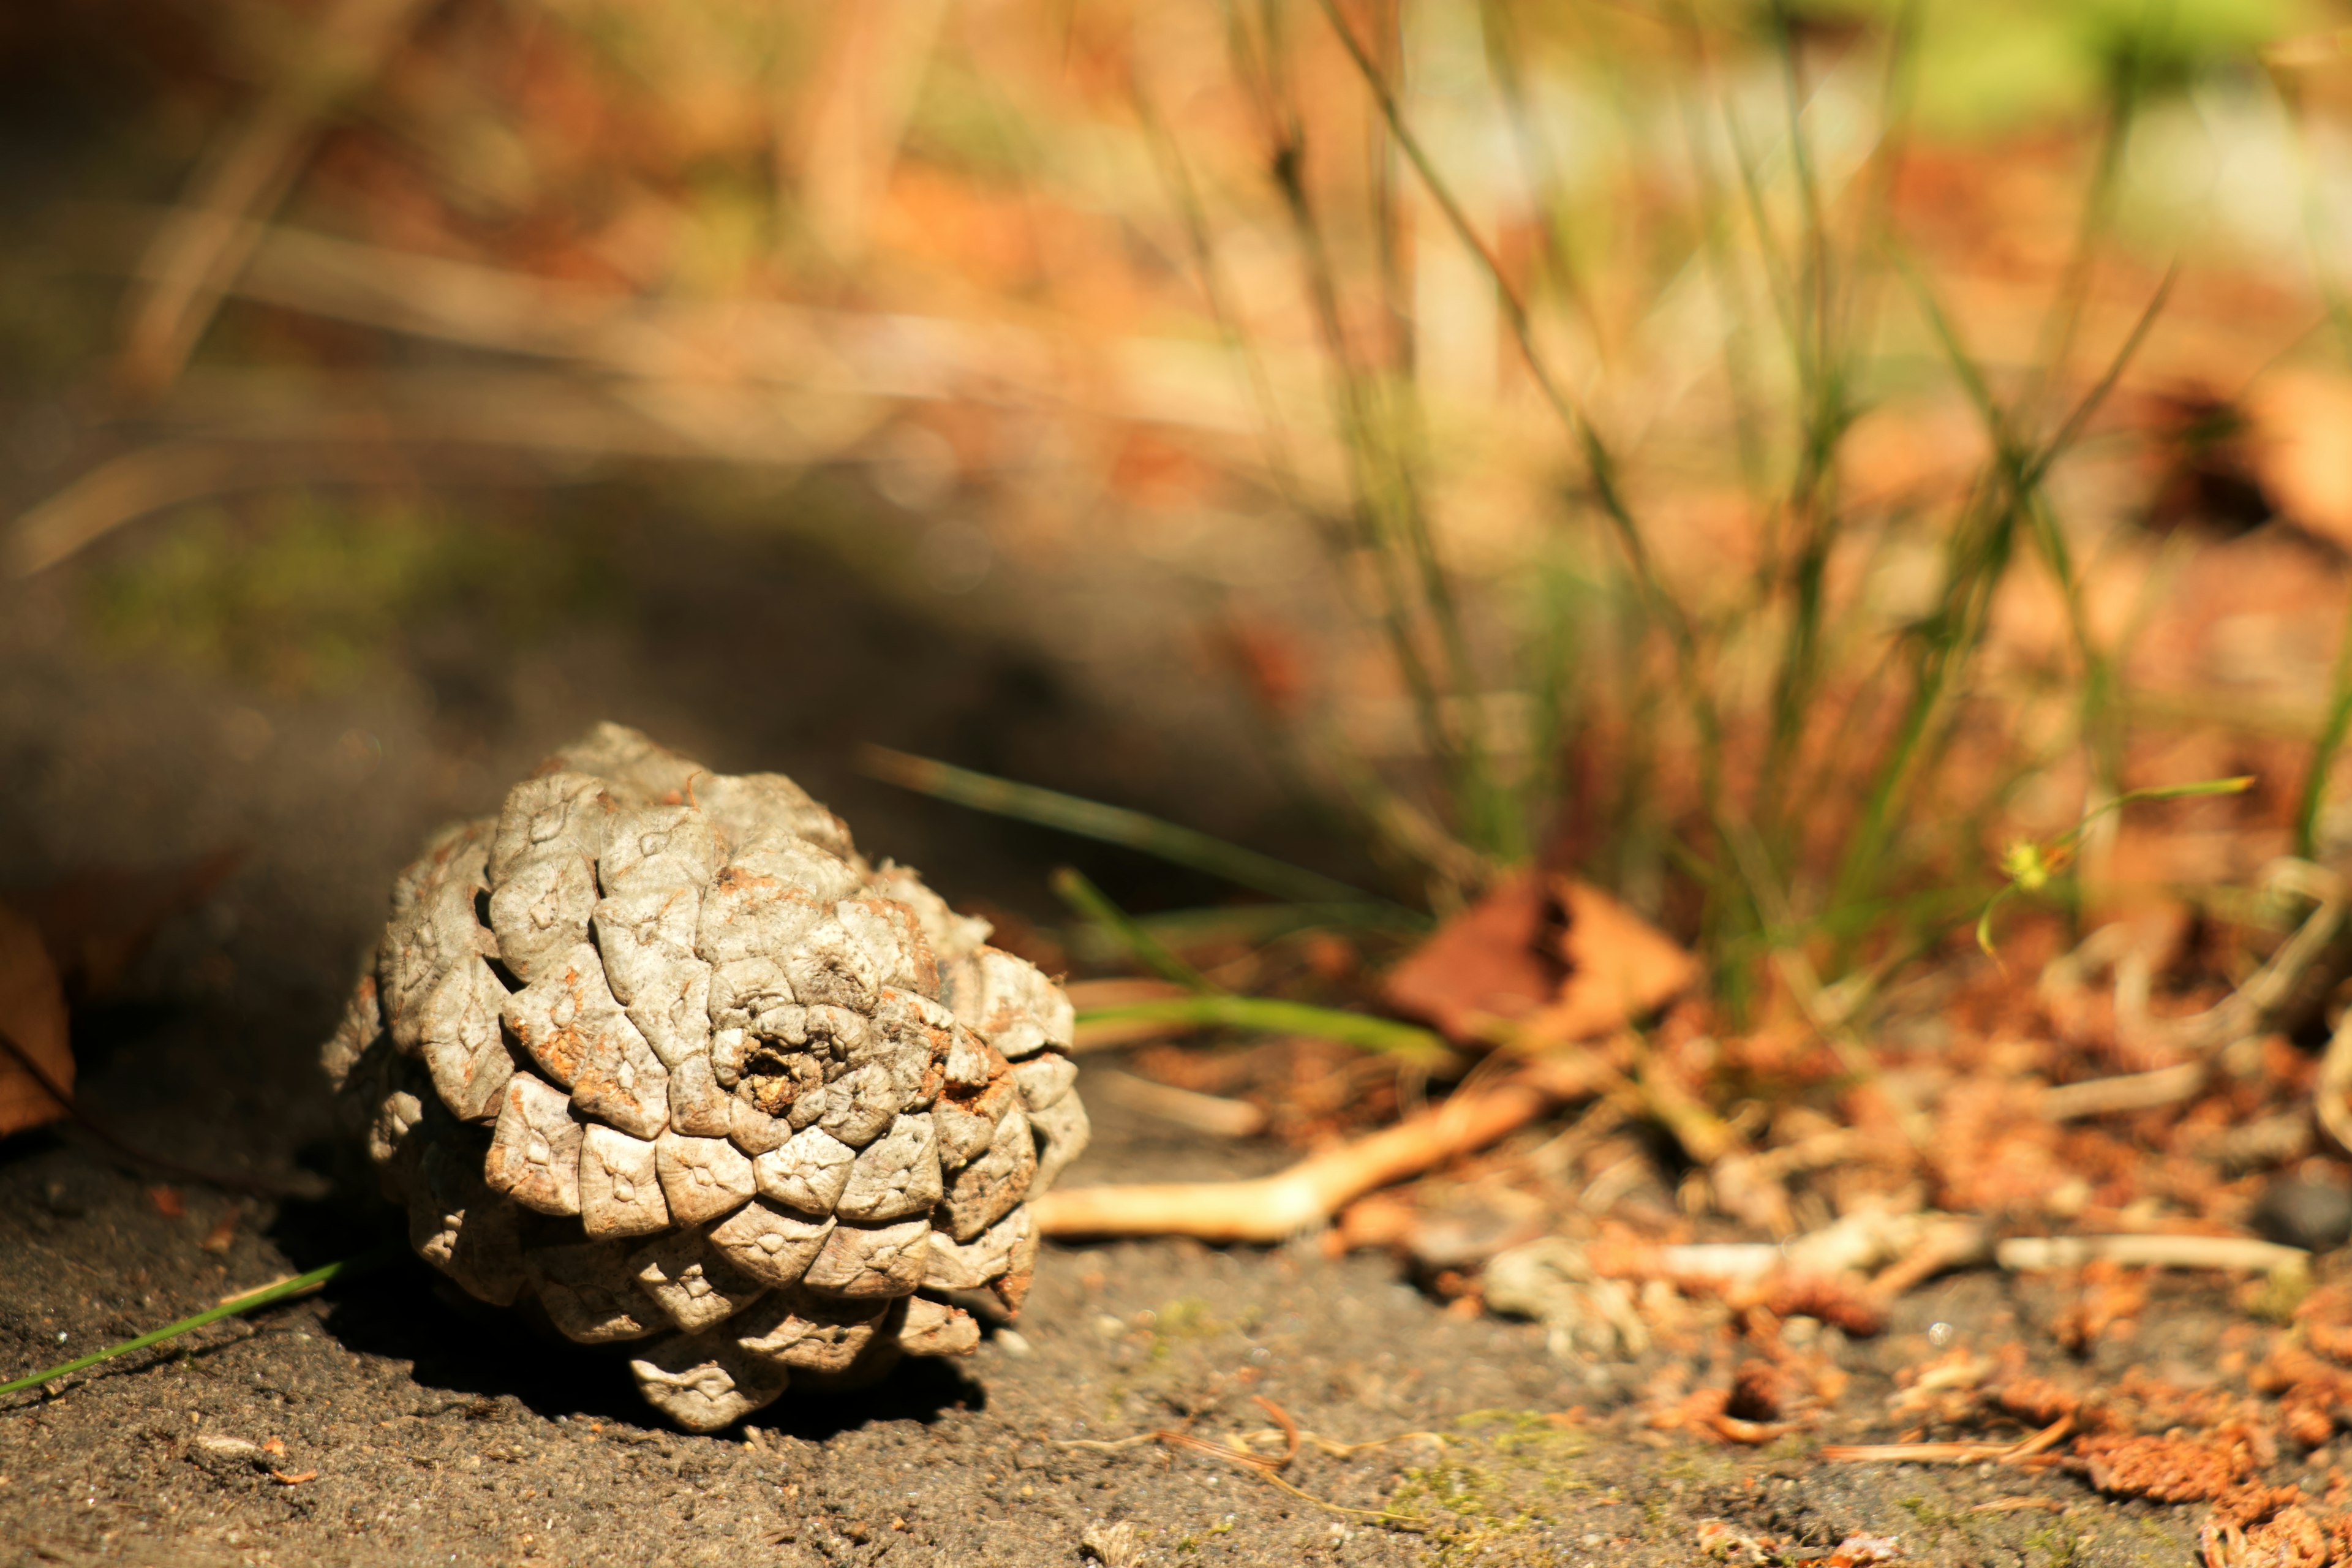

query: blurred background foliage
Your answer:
[2,0,2350,1011]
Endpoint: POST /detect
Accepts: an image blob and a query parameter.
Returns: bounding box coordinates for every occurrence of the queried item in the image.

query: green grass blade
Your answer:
[2052,774,2254,850]
[0,1248,398,1398]
[2299,606,2352,859]
[1050,867,1222,993]
[860,746,1395,910]
[1074,993,1456,1068]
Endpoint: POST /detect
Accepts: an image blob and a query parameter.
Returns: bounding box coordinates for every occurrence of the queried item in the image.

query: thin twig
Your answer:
[861,746,1392,910]
[1035,1055,1605,1242]
[1822,1415,2075,1466]
[115,0,439,399]
[1994,1236,2307,1273]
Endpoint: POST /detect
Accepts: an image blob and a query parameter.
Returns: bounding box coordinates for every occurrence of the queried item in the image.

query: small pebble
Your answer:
[994,1329,1032,1359]
[2253,1177,2352,1253]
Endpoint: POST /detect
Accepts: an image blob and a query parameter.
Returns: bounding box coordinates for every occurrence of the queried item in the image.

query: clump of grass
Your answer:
[1117,0,2307,1025]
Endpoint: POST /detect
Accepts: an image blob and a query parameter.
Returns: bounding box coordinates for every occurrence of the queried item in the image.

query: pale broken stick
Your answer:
[1822,1414,2076,1466]
[116,0,438,399]
[1034,1056,1607,1243]
[1994,1235,2307,1273]
[1646,1223,2299,1289]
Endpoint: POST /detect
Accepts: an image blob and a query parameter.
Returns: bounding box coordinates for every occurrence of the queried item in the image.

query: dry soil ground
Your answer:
[0,514,2232,1567]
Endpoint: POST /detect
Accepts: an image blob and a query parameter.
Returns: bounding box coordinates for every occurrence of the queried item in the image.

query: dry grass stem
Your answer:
[115,0,437,399]
[1085,1069,1265,1139]
[1823,1415,2076,1466]
[2040,1063,2205,1121]
[1994,1236,2308,1273]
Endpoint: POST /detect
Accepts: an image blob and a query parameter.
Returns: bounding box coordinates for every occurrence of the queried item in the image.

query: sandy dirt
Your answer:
[0,514,2240,1567]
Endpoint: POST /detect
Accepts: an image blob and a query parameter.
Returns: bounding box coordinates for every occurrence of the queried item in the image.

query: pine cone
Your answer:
[322,723,1087,1431]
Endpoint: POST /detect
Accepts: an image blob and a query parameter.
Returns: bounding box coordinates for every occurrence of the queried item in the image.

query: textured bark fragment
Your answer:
[367,1070,429,1172]
[377,823,493,1054]
[816,1061,905,1148]
[699,775,858,862]
[836,899,940,998]
[503,944,669,1139]
[525,1239,656,1343]
[727,1096,790,1155]
[922,1207,1037,1291]
[1011,1052,1077,1111]
[753,1126,856,1215]
[706,957,796,1039]
[593,877,712,1069]
[1028,1093,1091,1196]
[654,1131,756,1226]
[835,1114,942,1223]
[417,955,521,1122]
[598,804,720,889]
[801,1217,933,1298]
[334,1028,401,1147]
[407,1140,526,1306]
[732,1287,899,1373]
[697,868,828,969]
[726,1036,827,1126]
[489,853,600,990]
[934,1072,1019,1168]
[728,827,861,903]
[320,973,383,1091]
[579,1123,671,1238]
[707,1199,835,1289]
[665,1053,734,1138]
[940,1024,999,1091]
[872,989,955,1110]
[941,1102,1035,1242]
[805,1003,871,1058]
[947,946,1074,1060]
[488,772,612,884]
[629,1329,789,1433]
[630,1229,766,1332]
[488,773,612,984]
[864,862,991,962]
[484,1072,583,1216]
[786,915,882,1014]
[538,722,706,810]
[899,1295,981,1358]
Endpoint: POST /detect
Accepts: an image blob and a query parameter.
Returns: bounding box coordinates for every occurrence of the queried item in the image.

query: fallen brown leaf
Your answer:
[1382,869,1564,1040]
[1530,880,1703,1044]
[1383,871,1697,1046]
[0,899,73,1140]
[17,849,239,1000]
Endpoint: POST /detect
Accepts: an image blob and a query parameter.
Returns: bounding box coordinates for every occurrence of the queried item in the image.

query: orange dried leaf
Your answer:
[1383,872,1697,1046]
[19,849,239,1000]
[0,899,73,1139]
[1382,869,1562,1041]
